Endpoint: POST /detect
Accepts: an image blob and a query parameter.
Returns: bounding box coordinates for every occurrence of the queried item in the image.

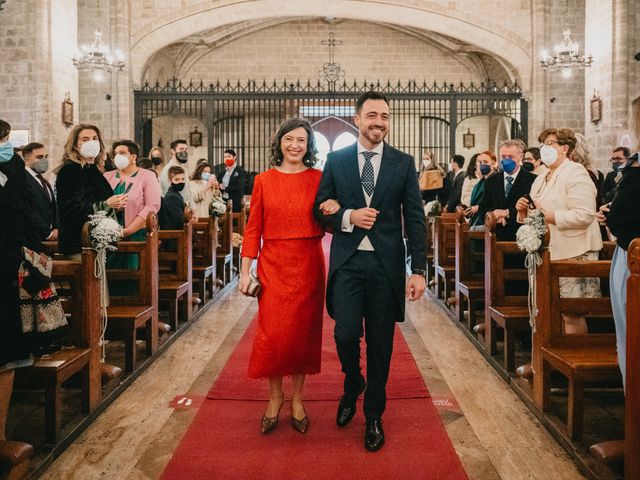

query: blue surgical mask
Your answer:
[479,164,492,176]
[0,141,14,163]
[500,157,517,174]
[201,172,211,181]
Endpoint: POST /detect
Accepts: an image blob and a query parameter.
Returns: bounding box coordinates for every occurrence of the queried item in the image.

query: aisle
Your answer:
[161,312,468,480]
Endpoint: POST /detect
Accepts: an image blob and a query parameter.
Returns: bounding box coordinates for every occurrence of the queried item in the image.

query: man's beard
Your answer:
[362,126,386,145]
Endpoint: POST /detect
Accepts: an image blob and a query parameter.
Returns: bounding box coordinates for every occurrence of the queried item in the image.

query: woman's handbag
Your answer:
[245,272,262,297]
[419,170,444,191]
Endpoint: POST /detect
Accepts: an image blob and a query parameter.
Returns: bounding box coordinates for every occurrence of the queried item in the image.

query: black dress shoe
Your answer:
[365,418,385,452]
[336,377,366,427]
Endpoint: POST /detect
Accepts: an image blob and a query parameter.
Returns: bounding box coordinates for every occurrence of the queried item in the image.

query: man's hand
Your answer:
[46,229,58,241]
[596,203,610,225]
[406,274,426,301]
[464,205,478,217]
[349,208,379,230]
[493,208,509,226]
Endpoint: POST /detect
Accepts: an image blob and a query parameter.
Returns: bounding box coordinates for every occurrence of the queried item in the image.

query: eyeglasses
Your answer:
[610,157,626,162]
[539,140,560,148]
[34,155,49,159]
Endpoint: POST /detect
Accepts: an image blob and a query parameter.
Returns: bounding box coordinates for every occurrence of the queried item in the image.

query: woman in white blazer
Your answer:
[516,127,603,334]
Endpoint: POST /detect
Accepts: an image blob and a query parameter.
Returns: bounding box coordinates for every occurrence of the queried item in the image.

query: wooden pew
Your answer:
[231,200,248,274]
[425,215,435,290]
[626,238,640,479]
[105,213,159,373]
[433,213,457,303]
[532,243,619,441]
[484,212,530,372]
[192,217,218,304]
[15,247,101,444]
[216,200,234,286]
[158,208,193,330]
[454,208,485,331]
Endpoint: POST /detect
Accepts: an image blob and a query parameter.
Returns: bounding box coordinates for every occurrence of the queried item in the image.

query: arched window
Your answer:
[313,131,330,169]
[333,131,357,151]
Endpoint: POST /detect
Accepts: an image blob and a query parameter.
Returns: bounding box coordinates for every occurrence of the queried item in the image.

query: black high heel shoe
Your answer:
[261,398,285,434]
[291,403,309,434]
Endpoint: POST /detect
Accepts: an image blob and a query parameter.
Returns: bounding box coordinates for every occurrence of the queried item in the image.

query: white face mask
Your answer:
[79,140,100,159]
[422,159,431,168]
[114,154,130,170]
[539,145,558,166]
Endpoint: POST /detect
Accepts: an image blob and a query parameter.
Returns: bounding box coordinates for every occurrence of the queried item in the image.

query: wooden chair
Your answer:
[425,216,435,290]
[532,241,620,441]
[15,246,101,444]
[158,208,193,331]
[231,200,248,273]
[433,213,457,302]
[105,213,159,373]
[626,238,640,479]
[484,212,530,372]
[192,217,218,304]
[454,207,485,331]
[216,200,234,286]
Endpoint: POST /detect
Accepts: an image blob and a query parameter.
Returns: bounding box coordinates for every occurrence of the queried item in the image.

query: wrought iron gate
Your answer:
[134,79,527,172]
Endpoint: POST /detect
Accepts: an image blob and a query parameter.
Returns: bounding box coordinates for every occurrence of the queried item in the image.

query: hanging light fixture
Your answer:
[540,0,592,78]
[72,29,125,81]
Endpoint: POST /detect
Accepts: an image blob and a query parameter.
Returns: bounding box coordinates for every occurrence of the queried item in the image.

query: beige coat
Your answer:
[529,159,602,260]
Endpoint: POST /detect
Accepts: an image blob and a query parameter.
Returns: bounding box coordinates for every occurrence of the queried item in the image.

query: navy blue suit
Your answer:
[25,171,57,241]
[314,142,426,419]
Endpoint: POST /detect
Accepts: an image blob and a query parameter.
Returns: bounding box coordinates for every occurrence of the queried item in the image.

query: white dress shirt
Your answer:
[341,141,384,251]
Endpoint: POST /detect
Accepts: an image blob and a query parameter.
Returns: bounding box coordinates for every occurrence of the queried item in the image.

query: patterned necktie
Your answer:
[36,174,52,202]
[361,151,376,196]
[505,175,514,197]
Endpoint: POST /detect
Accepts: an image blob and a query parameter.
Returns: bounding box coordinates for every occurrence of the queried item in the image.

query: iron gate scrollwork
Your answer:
[134,78,527,172]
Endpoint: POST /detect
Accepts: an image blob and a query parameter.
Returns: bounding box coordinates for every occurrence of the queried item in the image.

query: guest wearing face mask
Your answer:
[479,139,536,240]
[22,142,58,241]
[159,139,192,206]
[523,147,547,176]
[214,149,246,213]
[419,150,448,204]
[189,162,220,218]
[159,167,187,252]
[602,146,630,203]
[56,124,125,259]
[516,128,603,334]
[464,150,497,229]
[149,146,165,178]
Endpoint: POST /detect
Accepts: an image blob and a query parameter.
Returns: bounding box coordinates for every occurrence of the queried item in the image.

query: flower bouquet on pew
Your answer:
[516,210,547,332]
[210,196,227,217]
[424,199,442,217]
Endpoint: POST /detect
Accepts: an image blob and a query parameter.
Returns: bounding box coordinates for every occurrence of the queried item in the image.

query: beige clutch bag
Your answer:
[245,272,261,297]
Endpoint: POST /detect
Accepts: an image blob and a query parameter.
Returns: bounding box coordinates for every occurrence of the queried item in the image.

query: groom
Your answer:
[314,91,426,451]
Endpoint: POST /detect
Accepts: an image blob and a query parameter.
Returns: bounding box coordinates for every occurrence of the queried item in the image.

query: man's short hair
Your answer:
[224,148,236,157]
[170,139,188,151]
[0,119,10,140]
[167,165,185,181]
[450,154,465,169]
[112,139,140,158]
[613,146,631,158]
[499,139,527,153]
[22,142,45,158]
[525,147,541,160]
[355,91,389,114]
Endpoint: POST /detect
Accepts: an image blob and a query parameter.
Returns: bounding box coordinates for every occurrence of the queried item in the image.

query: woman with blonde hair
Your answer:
[189,162,221,218]
[56,124,124,257]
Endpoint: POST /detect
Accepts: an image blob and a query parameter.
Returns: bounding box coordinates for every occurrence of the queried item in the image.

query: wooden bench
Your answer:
[105,213,159,373]
[216,200,234,286]
[433,213,457,303]
[484,212,530,372]
[532,243,620,441]
[626,238,640,479]
[454,207,485,331]
[425,215,436,290]
[192,217,218,304]
[15,247,101,444]
[231,200,248,274]
[158,208,193,330]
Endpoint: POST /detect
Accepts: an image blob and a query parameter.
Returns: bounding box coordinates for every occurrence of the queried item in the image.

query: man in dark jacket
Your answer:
[602,146,630,203]
[215,149,246,212]
[443,154,465,212]
[22,142,57,241]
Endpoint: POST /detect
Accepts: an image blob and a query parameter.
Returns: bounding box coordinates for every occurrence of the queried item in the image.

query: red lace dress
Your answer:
[243,168,325,378]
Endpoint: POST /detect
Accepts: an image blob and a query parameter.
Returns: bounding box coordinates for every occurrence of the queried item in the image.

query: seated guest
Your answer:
[215,148,246,212]
[56,124,124,259]
[420,150,448,204]
[464,150,497,228]
[22,142,57,241]
[159,166,187,232]
[523,146,547,176]
[149,146,165,178]
[460,153,479,207]
[516,127,603,334]
[160,139,192,205]
[479,139,536,240]
[602,146,630,203]
[443,154,465,212]
[189,162,220,218]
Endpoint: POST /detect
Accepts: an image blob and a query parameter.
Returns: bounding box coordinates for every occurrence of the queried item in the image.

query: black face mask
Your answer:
[522,161,535,172]
[151,156,162,166]
[171,182,185,192]
[176,152,188,164]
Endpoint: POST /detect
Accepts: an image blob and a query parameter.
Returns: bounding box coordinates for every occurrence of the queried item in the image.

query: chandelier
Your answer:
[72,29,125,81]
[540,0,592,78]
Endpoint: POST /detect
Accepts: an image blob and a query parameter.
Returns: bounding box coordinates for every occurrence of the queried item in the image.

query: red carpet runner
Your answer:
[161,317,468,479]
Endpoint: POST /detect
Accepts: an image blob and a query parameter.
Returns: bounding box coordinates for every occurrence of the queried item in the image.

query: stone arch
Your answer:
[131,0,531,90]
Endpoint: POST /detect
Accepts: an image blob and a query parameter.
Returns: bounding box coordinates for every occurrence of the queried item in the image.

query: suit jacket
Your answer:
[528,160,602,260]
[602,170,619,203]
[313,143,426,321]
[445,170,465,211]
[25,170,57,240]
[480,167,536,240]
[215,164,246,212]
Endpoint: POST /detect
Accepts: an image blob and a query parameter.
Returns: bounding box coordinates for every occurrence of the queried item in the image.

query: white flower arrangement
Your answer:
[210,197,227,217]
[89,210,123,251]
[424,199,442,217]
[516,210,547,254]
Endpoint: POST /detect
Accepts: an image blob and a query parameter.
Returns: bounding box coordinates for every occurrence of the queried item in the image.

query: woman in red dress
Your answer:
[240,118,339,434]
